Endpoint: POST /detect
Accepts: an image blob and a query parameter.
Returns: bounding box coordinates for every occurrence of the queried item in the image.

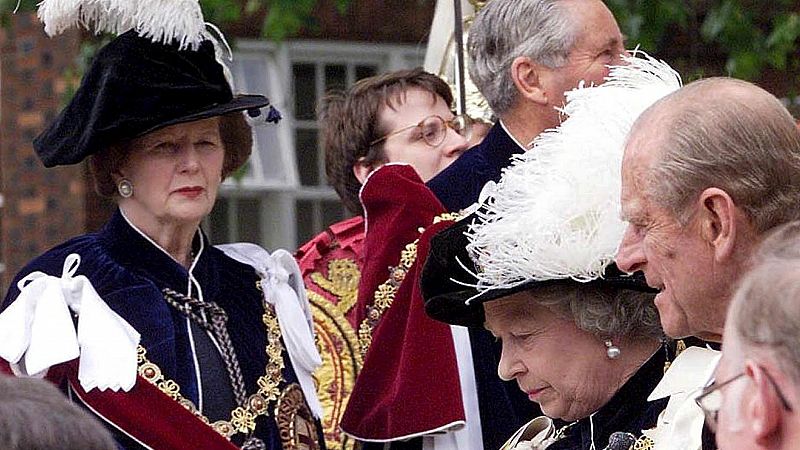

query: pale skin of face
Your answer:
[715,318,800,450]
[483,290,659,421]
[503,0,627,145]
[616,120,752,342]
[115,117,225,267]
[353,88,469,184]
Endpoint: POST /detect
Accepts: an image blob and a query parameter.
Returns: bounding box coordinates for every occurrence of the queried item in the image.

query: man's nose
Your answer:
[616,225,646,273]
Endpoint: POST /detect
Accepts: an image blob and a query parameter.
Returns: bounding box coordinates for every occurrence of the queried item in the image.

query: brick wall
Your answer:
[0,13,85,293]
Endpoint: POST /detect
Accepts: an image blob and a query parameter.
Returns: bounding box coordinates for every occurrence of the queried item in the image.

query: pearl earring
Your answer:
[605,339,621,359]
[118,179,133,198]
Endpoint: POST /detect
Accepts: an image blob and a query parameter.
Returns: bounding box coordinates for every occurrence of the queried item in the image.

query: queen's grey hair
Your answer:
[467,0,577,116]
[530,282,662,340]
[729,221,800,383]
[634,77,800,233]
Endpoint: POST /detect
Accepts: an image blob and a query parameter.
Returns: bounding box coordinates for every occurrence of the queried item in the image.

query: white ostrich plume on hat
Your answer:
[465,52,682,293]
[37,0,207,50]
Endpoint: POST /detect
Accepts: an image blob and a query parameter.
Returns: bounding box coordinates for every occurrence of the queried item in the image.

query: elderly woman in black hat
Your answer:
[421,55,686,449]
[0,5,324,450]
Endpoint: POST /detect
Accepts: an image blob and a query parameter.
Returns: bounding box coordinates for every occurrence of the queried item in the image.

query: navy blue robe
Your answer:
[427,121,526,212]
[3,210,323,450]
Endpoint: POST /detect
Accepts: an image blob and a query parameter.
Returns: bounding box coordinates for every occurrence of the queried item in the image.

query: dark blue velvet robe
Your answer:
[427,121,526,213]
[2,210,322,450]
[547,348,668,450]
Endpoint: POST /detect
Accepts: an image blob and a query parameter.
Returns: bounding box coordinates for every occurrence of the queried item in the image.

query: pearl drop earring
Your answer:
[605,339,621,359]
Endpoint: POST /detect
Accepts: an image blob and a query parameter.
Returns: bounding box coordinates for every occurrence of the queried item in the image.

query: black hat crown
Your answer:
[34,31,270,167]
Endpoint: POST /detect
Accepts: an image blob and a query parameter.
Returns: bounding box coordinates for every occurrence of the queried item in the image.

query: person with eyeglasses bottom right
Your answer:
[700,222,800,450]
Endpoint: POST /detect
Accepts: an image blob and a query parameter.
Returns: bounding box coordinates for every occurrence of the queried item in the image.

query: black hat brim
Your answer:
[133,94,269,140]
[421,213,655,327]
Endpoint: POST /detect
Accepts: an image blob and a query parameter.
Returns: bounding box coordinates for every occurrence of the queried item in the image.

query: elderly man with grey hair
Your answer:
[427,0,627,212]
[701,221,800,450]
[424,1,627,447]
[616,77,800,343]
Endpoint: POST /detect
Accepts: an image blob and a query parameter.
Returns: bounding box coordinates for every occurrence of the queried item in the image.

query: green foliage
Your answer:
[201,0,352,41]
[607,0,800,81]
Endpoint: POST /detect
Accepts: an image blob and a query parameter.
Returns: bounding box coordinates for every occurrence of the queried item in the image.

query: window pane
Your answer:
[207,198,230,244]
[236,198,262,244]
[296,199,315,244]
[356,65,378,81]
[236,57,269,93]
[322,200,345,229]
[296,129,319,186]
[293,64,316,120]
[325,64,346,92]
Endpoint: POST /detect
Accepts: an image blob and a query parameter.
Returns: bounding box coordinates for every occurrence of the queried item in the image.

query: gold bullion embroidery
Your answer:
[356,212,461,358]
[309,290,360,450]
[633,435,655,450]
[137,303,286,440]
[310,259,360,315]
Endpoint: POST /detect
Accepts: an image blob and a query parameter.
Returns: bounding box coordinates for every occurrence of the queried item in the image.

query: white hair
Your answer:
[634,77,800,233]
[730,221,800,383]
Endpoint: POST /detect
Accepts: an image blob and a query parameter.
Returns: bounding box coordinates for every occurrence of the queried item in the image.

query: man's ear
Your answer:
[353,157,373,185]
[510,56,548,106]
[696,187,740,262]
[746,362,782,446]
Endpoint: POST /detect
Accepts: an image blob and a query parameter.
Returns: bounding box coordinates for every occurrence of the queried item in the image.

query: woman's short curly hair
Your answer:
[530,281,662,340]
[320,68,453,215]
[89,112,252,197]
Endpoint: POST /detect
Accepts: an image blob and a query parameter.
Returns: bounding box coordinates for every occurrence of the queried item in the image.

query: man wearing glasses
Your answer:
[698,222,800,450]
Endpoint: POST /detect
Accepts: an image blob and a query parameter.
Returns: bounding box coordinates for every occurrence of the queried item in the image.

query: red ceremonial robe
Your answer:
[340,164,465,442]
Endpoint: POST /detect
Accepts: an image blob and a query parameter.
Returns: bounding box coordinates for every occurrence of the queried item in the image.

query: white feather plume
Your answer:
[465,52,682,294]
[37,0,207,50]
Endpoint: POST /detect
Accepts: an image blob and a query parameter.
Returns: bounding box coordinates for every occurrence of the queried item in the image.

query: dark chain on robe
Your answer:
[162,288,266,450]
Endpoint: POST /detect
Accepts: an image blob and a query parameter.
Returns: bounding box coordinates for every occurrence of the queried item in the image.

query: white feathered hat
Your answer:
[422,52,682,326]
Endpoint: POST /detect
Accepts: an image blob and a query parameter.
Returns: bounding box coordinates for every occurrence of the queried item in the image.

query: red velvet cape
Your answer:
[340,164,465,441]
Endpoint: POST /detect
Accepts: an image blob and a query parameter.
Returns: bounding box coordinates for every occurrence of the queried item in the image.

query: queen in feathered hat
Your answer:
[421,54,686,450]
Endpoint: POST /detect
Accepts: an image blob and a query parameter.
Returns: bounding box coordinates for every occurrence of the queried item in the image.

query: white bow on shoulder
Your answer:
[217,243,323,418]
[0,254,141,392]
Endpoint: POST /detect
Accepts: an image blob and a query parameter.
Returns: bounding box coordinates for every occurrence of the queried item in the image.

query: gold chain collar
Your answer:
[137,304,285,440]
[357,213,460,358]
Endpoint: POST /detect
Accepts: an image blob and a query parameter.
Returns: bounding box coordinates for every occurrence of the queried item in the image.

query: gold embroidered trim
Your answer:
[308,290,360,450]
[357,241,418,358]
[137,303,286,440]
[356,213,461,358]
[633,435,655,450]
[309,258,361,315]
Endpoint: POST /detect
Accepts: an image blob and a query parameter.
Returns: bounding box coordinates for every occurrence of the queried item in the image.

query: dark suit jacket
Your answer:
[427,121,526,212]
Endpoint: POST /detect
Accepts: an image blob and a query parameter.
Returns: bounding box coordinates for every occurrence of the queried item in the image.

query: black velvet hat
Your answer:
[421,212,655,327]
[33,31,272,167]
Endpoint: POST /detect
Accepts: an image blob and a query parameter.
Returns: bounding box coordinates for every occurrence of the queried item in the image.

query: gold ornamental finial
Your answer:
[468,0,490,12]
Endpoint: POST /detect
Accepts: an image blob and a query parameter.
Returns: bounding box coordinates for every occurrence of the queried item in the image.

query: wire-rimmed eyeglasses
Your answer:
[695,367,794,432]
[369,114,473,148]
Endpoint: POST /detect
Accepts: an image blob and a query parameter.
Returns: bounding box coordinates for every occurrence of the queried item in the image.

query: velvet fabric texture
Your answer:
[1,210,317,449]
[339,165,466,442]
[33,31,269,167]
[427,122,525,212]
[421,212,655,327]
